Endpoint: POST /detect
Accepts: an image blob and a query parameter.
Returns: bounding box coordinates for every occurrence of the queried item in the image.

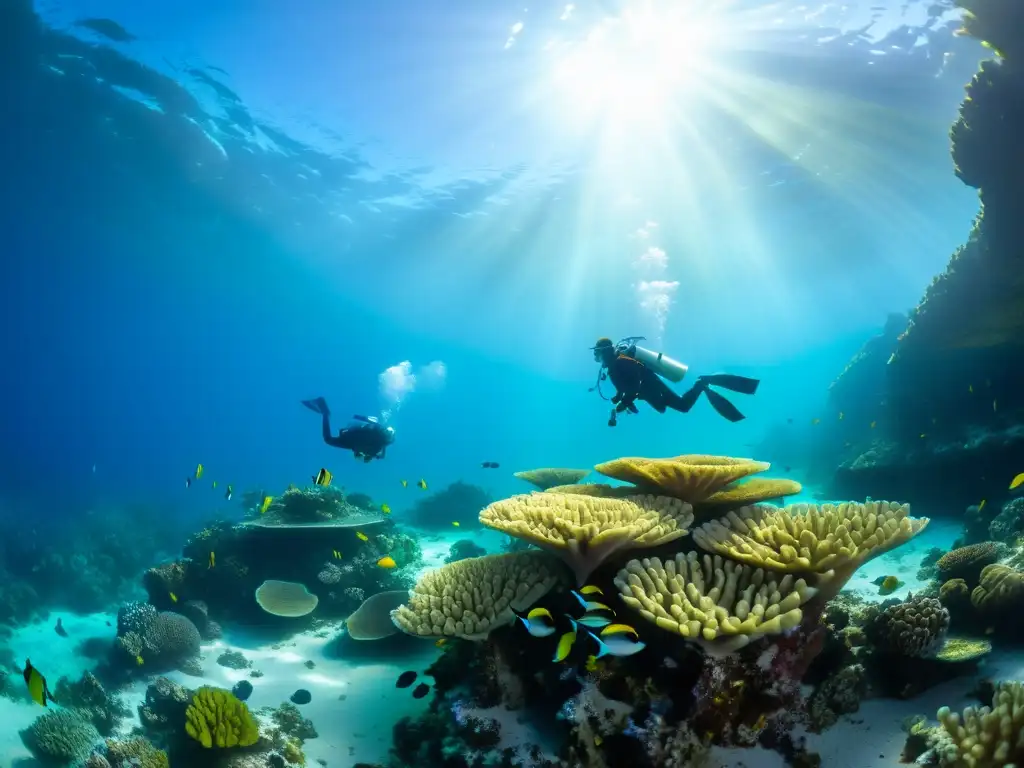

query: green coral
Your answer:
[21,709,100,764]
[270,702,318,740]
[184,686,260,748]
[105,737,169,768]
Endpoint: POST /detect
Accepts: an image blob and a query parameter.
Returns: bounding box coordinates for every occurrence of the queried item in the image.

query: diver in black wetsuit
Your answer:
[301,397,395,462]
[590,337,761,427]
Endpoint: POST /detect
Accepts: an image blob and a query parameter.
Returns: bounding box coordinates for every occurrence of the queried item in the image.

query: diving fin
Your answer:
[301,397,330,416]
[677,382,705,412]
[700,374,760,396]
[704,388,746,422]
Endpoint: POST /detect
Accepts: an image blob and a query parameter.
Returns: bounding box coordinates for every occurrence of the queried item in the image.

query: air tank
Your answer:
[632,346,688,383]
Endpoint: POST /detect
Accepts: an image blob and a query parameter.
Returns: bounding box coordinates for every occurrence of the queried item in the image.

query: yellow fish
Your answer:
[594,735,603,747]
[356,531,369,542]
[401,480,408,487]
[585,655,599,672]
[195,463,204,479]
[969,384,974,393]
[169,592,178,603]
[579,585,603,596]
[332,549,343,559]
[313,468,333,486]
[208,551,215,569]
[1010,473,1024,491]
[552,628,577,663]
[838,412,844,420]
[870,421,876,429]
[435,638,447,648]
[600,623,639,640]
[381,503,391,514]
[212,480,218,489]
[811,418,820,425]
[22,659,51,706]
[377,556,397,569]
[452,521,460,527]
[136,655,144,666]
[260,495,273,514]
[920,433,927,439]
[979,499,986,512]
[417,479,428,490]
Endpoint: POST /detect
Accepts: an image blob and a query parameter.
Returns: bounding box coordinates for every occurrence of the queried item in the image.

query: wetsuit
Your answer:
[606,351,694,415]
[302,397,393,462]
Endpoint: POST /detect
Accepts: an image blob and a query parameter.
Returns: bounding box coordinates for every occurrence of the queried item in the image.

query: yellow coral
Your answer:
[614,551,817,656]
[390,552,563,640]
[938,681,1024,766]
[105,738,169,768]
[513,468,590,490]
[542,483,638,498]
[971,564,1024,615]
[697,477,803,508]
[594,455,770,502]
[184,686,260,749]
[691,501,927,598]
[479,492,693,585]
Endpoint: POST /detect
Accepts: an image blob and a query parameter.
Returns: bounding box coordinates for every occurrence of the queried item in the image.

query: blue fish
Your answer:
[588,630,646,658]
[576,614,613,629]
[516,606,556,638]
[570,590,615,615]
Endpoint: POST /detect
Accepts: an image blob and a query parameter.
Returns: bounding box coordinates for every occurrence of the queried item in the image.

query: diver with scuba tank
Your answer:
[301,397,395,462]
[590,337,760,427]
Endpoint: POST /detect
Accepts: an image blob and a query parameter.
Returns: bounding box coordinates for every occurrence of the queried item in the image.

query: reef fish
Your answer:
[412,683,430,699]
[516,607,556,638]
[356,531,369,542]
[332,549,342,559]
[553,619,578,663]
[313,468,333,486]
[381,503,391,514]
[1011,473,1024,491]
[401,480,408,487]
[224,484,233,501]
[588,631,646,658]
[579,585,603,596]
[577,614,613,629]
[452,521,460,527]
[600,623,640,640]
[417,479,428,490]
[570,591,615,615]
[377,556,397,569]
[208,551,215,568]
[395,671,418,688]
[23,659,51,706]
[195,463,204,480]
[260,495,273,514]
[481,462,500,469]
[54,618,67,638]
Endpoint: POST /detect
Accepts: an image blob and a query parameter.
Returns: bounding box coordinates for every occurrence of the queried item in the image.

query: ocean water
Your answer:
[1,0,1020,767]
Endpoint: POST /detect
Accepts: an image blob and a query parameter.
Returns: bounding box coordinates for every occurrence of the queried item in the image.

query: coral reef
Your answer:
[479,492,693,585]
[21,708,101,764]
[868,595,949,658]
[391,552,564,639]
[513,468,590,490]
[936,680,1024,766]
[936,542,1003,583]
[53,670,130,736]
[185,686,260,748]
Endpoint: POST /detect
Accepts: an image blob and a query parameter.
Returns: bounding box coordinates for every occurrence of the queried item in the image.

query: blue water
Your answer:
[0,0,1001,765]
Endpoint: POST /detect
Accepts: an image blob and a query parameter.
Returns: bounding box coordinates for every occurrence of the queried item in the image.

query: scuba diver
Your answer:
[301,397,395,462]
[590,337,761,427]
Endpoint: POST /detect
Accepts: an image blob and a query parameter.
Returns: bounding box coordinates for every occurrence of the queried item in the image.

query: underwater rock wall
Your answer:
[823,1,1024,511]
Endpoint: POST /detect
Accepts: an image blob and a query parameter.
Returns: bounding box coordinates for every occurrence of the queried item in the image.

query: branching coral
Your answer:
[692,501,928,598]
[479,492,693,585]
[390,552,563,640]
[513,468,590,490]
[614,551,817,656]
[21,709,100,764]
[937,680,1024,766]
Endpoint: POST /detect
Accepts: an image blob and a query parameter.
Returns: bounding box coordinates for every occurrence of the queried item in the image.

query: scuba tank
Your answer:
[631,345,688,383]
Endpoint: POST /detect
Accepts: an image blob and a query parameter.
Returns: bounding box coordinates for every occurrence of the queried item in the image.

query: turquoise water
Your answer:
[1,1,1016,767]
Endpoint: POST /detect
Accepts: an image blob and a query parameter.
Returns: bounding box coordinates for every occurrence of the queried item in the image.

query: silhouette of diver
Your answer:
[590,337,760,427]
[301,397,395,462]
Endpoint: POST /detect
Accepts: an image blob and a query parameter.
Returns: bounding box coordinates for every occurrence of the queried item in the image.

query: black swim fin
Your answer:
[301,397,330,416]
[700,374,760,396]
[704,388,746,422]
